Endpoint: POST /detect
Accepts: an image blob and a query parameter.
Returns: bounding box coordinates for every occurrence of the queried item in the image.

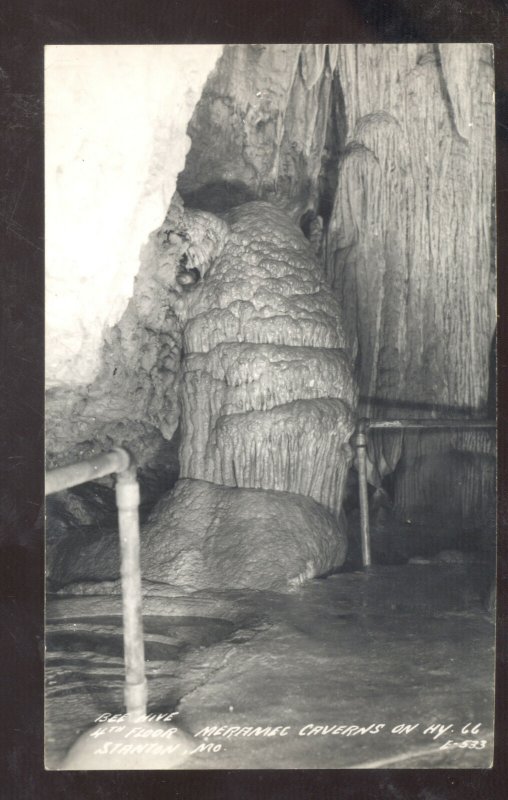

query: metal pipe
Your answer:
[116,463,147,718]
[365,419,495,430]
[353,419,371,568]
[45,447,131,495]
[351,417,494,570]
[45,447,147,717]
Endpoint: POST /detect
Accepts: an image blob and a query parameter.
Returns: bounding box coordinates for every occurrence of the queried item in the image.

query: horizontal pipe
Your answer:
[352,416,495,570]
[45,447,131,495]
[365,419,495,430]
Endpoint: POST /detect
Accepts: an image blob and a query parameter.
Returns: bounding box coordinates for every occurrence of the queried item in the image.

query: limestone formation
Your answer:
[45,44,496,587]
[49,479,348,593]
[46,45,223,390]
[178,44,343,222]
[326,44,495,521]
[47,198,356,592]
[45,200,229,472]
[329,44,495,414]
[45,197,189,474]
[174,44,495,526]
[179,201,356,517]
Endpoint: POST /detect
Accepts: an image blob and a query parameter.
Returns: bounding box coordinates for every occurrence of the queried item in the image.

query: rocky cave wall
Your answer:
[45,45,223,500]
[45,45,223,390]
[178,43,495,531]
[46,45,351,465]
[46,44,496,590]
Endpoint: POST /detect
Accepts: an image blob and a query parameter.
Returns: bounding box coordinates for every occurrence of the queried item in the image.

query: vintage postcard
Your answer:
[44,43,496,770]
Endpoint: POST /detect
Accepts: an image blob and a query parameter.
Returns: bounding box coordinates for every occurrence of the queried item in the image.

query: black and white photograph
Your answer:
[43,43,497,771]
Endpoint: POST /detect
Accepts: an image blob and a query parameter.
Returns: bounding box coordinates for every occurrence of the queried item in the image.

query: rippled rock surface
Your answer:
[180,201,356,518]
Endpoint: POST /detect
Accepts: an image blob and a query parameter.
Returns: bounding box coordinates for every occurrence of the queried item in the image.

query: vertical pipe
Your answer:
[354,420,372,568]
[115,452,147,718]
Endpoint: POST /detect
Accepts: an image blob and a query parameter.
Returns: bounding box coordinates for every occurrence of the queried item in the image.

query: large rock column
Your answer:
[179,201,357,518]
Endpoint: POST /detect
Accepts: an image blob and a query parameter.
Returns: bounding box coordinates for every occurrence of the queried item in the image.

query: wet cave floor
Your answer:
[45,563,495,770]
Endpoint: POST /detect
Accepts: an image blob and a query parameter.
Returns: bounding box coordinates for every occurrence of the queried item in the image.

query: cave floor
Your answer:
[45,563,495,770]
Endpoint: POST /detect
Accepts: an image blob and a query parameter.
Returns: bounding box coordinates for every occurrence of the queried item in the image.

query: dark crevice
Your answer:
[179,179,258,214]
[317,68,347,226]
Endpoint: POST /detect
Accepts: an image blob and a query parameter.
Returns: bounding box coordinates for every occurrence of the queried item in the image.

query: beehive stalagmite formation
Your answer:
[179,201,356,517]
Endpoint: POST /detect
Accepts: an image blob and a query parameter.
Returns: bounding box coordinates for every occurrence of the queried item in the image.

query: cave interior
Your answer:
[45,44,496,770]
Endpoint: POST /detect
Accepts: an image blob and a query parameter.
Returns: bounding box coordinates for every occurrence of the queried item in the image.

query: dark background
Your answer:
[0,1,507,797]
